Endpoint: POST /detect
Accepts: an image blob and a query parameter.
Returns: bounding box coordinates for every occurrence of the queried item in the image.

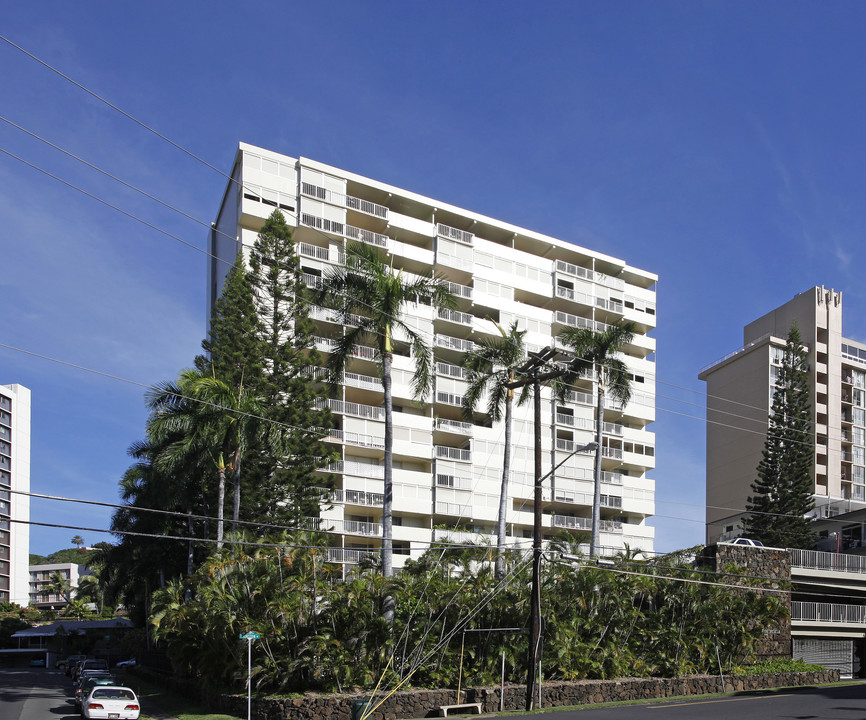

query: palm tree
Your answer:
[316,242,455,619]
[71,535,85,551]
[46,571,73,604]
[147,369,276,549]
[462,321,528,578]
[557,320,636,557]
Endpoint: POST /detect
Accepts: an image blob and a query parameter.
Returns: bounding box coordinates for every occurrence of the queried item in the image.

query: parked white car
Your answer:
[729,537,764,547]
[81,686,140,720]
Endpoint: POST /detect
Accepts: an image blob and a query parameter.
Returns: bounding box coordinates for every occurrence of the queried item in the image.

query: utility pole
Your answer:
[507,348,596,712]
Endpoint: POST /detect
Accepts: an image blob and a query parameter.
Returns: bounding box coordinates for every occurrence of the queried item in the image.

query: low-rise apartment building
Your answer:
[29,562,90,610]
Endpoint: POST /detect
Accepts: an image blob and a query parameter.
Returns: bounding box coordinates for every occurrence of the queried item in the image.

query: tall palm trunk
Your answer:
[590,370,605,558]
[232,448,241,533]
[216,463,226,550]
[382,349,395,624]
[496,389,513,579]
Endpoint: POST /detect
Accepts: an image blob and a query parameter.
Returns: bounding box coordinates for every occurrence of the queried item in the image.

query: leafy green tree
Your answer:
[196,251,261,387]
[316,241,456,621]
[557,320,636,556]
[242,210,335,526]
[462,321,529,578]
[147,369,278,547]
[744,323,815,548]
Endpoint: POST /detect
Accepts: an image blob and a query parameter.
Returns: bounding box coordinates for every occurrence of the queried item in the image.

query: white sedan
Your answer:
[81,686,141,720]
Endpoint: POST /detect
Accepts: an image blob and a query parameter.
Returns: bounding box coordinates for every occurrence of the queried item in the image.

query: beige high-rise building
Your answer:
[209,143,658,565]
[699,286,866,544]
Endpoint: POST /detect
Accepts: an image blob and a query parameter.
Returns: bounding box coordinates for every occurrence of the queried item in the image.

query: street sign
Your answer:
[239,631,261,640]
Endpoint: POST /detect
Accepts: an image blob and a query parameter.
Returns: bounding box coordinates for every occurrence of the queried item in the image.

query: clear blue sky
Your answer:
[3,2,865,557]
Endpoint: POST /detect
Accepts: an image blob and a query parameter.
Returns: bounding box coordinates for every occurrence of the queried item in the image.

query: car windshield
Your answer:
[92,688,136,700]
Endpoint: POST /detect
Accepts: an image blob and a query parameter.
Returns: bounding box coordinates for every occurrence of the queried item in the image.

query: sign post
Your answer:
[239,631,261,720]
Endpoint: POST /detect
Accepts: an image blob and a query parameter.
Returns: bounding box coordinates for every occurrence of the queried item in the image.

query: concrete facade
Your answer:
[700,286,863,544]
[28,562,90,610]
[208,143,658,565]
[0,383,30,605]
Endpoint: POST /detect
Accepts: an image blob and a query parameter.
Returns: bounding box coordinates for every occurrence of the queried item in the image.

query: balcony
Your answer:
[556,413,575,426]
[298,242,332,262]
[436,250,474,272]
[435,417,473,435]
[303,517,382,537]
[435,501,472,517]
[554,311,607,333]
[325,460,385,479]
[346,224,389,248]
[326,429,384,450]
[555,259,594,282]
[316,398,384,421]
[343,371,381,392]
[436,472,473,490]
[331,488,385,507]
[435,390,466,407]
[552,515,622,532]
[314,336,378,362]
[437,222,474,245]
[346,194,389,220]
[435,334,474,353]
[301,213,344,237]
[436,308,474,326]
[792,601,866,624]
[596,297,624,314]
[435,445,472,463]
[444,280,473,300]
[325,548,378,565]
[436,361,467,380]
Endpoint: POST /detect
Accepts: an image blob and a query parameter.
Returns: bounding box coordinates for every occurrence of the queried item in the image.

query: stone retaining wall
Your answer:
[201,670,838,720]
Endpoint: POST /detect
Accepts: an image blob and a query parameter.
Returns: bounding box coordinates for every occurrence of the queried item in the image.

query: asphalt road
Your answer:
[1,666,81,720]
[504,683,866,720]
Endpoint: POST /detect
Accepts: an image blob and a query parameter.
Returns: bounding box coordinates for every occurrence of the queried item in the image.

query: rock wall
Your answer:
[705,544,792,658]
[206,670,837,720]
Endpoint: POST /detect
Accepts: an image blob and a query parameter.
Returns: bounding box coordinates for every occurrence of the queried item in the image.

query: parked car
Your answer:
[75,668,113,690]
[81,686,140,720]
[115,658,136,668]
[63,654,89,675]
[75,675,117,707]
[729,537,765,547]
[73,658,109,682]
[29,658,45,667]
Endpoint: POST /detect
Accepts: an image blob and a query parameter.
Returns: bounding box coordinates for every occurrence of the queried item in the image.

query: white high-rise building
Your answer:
[208,143,657,565]
[0,384,30,605]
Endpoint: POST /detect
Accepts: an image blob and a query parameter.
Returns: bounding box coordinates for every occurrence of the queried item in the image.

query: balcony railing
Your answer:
[436,361,467,380]
[437,308,474,326]
[316,398,384,421]
[343,371,381,392]
[444,280,473,299]
[435,445,471,463]
[436,251,473,272]
[301,213,344,236]
[298,242,331,261]
[326,460,385,479]
[791,548,866,574]
[435,417,473,434]
[555,259,594,281]
[346,194,389,220]
[346,224,389,248]
[303,273,324,289]
[436,473,473,490]
[331,488,385,507]
[303,517,382,537]
[436,391,466,407]
[552,515,622,532]
[327,429,385,449]
[556,413,575,426]
[325,548,378,565]
[435,334,474,353]
[792,601,866,624]
[435,501,472,516]
[437,223,474,245]
[596,297,624,314]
